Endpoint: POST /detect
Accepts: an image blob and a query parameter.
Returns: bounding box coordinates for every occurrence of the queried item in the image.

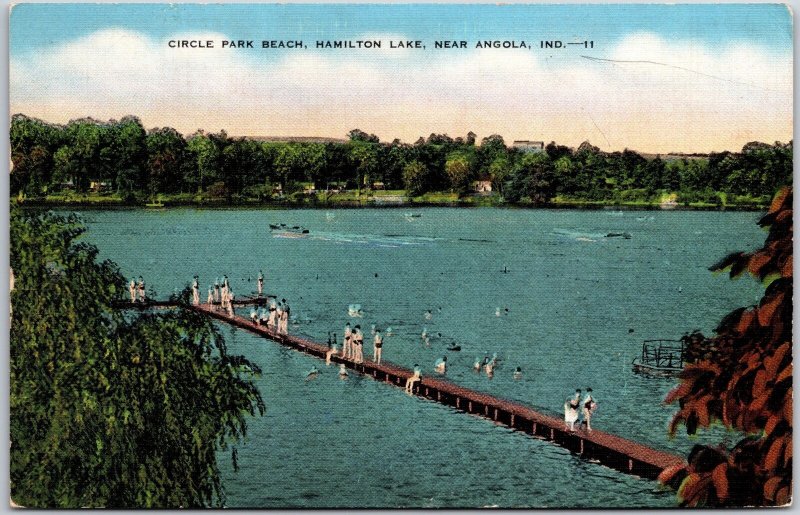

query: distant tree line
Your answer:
[10,114,793,203]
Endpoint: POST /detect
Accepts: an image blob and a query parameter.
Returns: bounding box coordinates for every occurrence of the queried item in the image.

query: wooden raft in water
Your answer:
[191,303,685,480]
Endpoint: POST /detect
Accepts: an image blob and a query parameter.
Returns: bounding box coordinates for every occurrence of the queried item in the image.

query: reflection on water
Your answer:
[75,207,764,507]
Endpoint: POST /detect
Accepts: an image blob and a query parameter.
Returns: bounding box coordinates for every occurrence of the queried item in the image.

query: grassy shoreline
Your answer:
[14,192,769,211]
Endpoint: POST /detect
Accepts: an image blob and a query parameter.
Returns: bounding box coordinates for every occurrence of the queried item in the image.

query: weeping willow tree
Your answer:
[660,187,792,507]
[10,209,265,508]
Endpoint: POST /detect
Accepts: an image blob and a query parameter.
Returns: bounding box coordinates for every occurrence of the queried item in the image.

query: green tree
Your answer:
[146,127,194,196]
[507,152,556,204]
[444,151,474,196]
[349,142,380,193]
[187,131,223,193]
[402,160,428,197]
[347,128,379,143]
[10,209,264,507]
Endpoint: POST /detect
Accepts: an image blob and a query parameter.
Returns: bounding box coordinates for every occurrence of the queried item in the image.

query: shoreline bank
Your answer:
[13,198,768,212]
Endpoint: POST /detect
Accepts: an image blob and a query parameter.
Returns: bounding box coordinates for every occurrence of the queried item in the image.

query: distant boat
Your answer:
[606,232,632,239]
[145,201,165,208]
[270,223,309,234]
[405,213,422,218]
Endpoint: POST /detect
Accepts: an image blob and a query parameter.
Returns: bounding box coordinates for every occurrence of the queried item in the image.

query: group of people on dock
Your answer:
[564,388,597,432]
[190,271,291,335]
[325,322,384,365]
[128,277,146,303]
[249,298,290,335]
[199,275,237,316]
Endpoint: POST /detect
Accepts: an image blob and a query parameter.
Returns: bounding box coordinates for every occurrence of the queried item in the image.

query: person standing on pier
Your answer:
[214,279,220,303]
[405,364,421,393]
[274,302,283,332]
[373,329,383,364]
[257,270,264,296]
[192,276,200,305]
[226,290,235,316]
[343,322,352,360]
[267,301,277,332]
[582,388,596,432]
[137,276,146,303]
[282,299,291,334]
[207,286,214,306]
[128,278,136,303]
[250,308,258,323]
[353,325,364,363]
[564,389,581,432]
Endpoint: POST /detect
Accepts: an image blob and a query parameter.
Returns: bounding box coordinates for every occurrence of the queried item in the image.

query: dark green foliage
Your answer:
[10,209,265,507]
[8,114,794,204]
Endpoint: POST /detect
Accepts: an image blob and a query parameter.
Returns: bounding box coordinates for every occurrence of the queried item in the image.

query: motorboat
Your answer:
[270,223,309,234]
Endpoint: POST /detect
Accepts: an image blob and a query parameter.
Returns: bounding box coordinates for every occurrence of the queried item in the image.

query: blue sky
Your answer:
[9,4,793,152]
[11,4,792,55]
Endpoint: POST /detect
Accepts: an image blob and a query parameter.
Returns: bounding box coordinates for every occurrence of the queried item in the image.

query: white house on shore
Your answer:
[512,140,545,153]
[472,179,493,193]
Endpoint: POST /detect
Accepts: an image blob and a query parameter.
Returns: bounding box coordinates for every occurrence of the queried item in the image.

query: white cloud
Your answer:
[10,29,792,152]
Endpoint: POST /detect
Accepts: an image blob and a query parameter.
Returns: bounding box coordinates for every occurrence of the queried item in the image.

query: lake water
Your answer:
[74,207,765,508]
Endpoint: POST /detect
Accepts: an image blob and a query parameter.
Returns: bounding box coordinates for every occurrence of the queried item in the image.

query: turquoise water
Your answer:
[75,207,765,507]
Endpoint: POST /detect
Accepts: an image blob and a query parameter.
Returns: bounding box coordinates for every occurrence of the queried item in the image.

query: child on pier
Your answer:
[405,364,421,393]
[128,279,136,303]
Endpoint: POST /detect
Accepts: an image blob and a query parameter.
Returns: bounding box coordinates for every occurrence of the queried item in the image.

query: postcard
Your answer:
[8,3,793,509]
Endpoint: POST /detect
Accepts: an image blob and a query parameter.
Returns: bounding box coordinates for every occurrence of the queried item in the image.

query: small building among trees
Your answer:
[512,140,545,153]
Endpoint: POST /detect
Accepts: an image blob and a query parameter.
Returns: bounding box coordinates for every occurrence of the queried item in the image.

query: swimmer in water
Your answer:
[338,364,348,378]
[434,356,447,374]
[424,310,432,320]
[386,327,393,336]
[250,308,258,323]
[513,367,523,380]
[495,307,501,317]
[473,357,482,371]
[306,366,320,379]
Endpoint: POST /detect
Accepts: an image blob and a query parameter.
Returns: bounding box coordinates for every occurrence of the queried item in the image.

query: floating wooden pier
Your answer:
[187,302,685,481]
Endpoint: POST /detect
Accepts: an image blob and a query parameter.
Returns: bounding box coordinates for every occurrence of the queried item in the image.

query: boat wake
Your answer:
[553,228,632,241]
[307,231,437,248]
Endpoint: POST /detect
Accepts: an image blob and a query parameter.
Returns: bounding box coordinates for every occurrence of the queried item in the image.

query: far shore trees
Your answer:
[9,113,793,206]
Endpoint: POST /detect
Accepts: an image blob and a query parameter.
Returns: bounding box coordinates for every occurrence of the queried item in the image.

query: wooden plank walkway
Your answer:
[190,303,685,480]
